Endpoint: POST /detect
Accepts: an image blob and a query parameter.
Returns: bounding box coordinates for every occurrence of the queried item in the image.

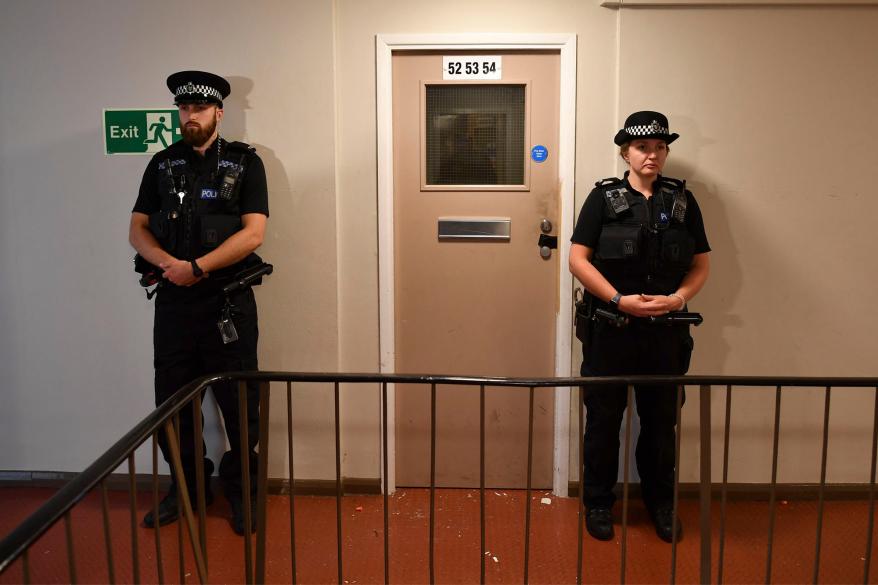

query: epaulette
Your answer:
[220,141,256,174]
[594,176,624,188]
[656,176,685,191]
[224,140,256,156]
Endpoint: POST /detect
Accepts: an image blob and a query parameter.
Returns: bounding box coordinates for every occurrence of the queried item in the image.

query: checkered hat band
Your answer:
[625,124,670,136]
[175,83,223,101]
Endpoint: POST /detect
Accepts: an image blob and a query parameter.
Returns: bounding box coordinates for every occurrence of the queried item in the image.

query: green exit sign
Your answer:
[103,109,182,155]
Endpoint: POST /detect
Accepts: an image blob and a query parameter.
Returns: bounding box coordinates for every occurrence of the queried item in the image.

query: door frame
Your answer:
[376,33,577,496]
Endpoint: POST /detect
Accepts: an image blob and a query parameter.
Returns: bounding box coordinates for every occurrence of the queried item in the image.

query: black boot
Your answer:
[649,506,683,543]
[229,496,257,535]
[143,460,214,529]
[585,507,614,541]
[143,491,180,528]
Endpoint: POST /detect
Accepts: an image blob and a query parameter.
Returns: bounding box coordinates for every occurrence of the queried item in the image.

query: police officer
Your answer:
[129,71,269,535]
[569,111,710,543]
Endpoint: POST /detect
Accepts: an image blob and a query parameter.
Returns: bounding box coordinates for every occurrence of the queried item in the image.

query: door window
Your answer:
[423,84,527,189]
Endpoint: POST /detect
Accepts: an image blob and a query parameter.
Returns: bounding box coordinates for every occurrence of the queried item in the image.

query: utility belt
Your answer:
[574,289,702,342]
[133,254,269,297]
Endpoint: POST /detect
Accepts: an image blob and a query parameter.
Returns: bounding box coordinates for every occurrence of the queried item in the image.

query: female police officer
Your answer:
[569,111,710,542]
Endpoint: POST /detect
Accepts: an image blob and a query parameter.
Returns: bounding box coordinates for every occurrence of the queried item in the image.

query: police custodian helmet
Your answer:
[614,111,679,146]
[166,70,231,107]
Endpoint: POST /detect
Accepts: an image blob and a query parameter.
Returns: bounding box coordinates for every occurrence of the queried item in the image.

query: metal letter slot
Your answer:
[437,217,511,241]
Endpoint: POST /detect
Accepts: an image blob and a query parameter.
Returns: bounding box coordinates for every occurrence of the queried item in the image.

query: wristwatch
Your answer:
[190,260,204,277]
[610,293,622,307]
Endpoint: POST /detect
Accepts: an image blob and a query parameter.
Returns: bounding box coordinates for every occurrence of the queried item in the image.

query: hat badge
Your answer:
[649,120,661,132]
[184,82,195,94]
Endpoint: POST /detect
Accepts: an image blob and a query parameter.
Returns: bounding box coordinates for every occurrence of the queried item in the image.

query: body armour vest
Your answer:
[591,176,695,295]
[148,140,254,277]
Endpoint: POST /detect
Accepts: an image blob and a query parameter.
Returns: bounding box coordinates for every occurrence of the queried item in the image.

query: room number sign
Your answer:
[442,56,502,80]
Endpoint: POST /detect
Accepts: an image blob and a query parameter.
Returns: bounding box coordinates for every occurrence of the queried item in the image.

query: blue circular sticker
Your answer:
[531,145,548,163]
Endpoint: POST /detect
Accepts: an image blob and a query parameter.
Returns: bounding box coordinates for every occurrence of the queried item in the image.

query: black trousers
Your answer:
[580,319,693,511]
[153,287,260,500]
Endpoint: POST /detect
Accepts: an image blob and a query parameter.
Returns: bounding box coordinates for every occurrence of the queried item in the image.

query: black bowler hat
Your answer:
[166,70,231,107]
[613,111,679,146]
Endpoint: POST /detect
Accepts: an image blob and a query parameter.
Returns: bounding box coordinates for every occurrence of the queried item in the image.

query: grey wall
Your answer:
[0,0,340,478]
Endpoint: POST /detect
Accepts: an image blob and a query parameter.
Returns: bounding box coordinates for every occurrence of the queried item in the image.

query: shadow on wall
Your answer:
[195,75,299,472]
[665,116,740,375]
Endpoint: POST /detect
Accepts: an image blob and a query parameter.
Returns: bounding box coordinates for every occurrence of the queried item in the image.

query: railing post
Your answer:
[671,385,684,583]
[718,384,733,585]
[699,384,712,585]
[100,480,116,584]
[864,387,878,585]
[766,386,783,584]
[164,419,208,584]
[63,512,76,584]
[523,386,535,585]
[152,433,164,585]
[620,384,634,585]
[238,381,254,583]
[429,382,436,585]
[127,454,139,584]
[192,393,208,573]
[22,550,30,585]
[287,382,298,585]
[813,386,832,584]
[576,386,584,585]
[334,381,343,585]
[381,382,389,585]
[480,384,486,585]
[255,381,271,584]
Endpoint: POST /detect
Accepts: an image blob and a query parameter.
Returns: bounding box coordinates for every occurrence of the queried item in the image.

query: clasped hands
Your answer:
[160,258,209,287]
[618,293,683,318]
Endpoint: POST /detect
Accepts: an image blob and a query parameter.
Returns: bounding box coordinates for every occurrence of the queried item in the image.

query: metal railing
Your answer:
[1,373,877,584]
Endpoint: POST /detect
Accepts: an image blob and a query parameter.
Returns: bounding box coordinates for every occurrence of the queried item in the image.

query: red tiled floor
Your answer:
[2,486,878,584]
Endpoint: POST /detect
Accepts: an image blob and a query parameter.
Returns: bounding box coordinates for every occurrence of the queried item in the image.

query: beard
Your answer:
[181,115,217,147]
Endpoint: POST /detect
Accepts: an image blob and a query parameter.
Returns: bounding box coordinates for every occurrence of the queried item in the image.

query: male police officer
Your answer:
[129,71,269,535]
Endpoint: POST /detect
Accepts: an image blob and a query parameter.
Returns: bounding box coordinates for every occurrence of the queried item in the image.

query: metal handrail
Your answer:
[2,372,877,577]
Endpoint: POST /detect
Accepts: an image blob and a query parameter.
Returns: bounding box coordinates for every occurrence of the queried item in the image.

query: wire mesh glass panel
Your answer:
[425,84,526,186]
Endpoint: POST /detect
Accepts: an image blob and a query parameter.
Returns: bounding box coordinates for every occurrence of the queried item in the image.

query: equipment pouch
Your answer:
[660,228,695,272]
[148,211,169,239]
[596,224,641,261]
[679,326,695,374]
[199,214,242,249]
[573,290,593,343]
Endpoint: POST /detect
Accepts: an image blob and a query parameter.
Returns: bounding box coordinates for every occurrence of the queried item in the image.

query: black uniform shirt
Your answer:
[132,138,269,300]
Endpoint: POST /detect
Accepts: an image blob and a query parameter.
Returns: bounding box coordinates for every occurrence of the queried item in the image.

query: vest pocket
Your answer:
[148,211,168,238]
[660,228,695,271]
[199,215,242,248]
[596,224,642,261]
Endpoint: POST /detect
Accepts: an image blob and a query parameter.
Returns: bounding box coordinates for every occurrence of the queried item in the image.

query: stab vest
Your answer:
[148,140,254,275]
[591,176,695,295]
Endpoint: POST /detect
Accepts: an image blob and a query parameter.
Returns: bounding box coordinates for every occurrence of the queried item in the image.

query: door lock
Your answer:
[538,233,558,259]
[540,218,553,234]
